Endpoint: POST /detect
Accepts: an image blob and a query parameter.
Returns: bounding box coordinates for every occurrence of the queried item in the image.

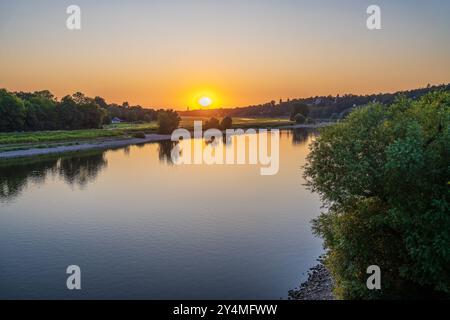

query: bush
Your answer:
[294,113,306,124]
[304,91,450,299]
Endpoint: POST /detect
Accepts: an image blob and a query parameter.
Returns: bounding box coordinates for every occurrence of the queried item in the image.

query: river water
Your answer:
[0,129,323,299]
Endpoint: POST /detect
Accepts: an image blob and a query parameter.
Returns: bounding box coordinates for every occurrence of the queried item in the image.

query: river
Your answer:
[0,129,323,299]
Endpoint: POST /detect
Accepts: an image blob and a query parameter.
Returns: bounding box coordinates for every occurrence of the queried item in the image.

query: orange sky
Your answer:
[1,1,450,109]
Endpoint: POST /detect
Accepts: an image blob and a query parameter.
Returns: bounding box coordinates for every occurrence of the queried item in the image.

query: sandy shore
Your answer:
[0,134,171,159]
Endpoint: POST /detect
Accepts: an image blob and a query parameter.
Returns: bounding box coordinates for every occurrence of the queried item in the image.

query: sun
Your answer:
[199,96,213,107]
[187,90,221,109]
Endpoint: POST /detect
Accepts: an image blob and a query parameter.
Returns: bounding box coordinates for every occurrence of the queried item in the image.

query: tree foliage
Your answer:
[304,91,450,299]
[58,94,108,130]
[0,89,159,132]
[290,102,309,121]
[157,109,181,134]
[0,89,26,132]
[205,117,220,129]
[220,116,233,130]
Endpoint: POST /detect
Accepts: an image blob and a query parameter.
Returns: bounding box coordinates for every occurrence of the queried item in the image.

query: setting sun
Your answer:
[187,90,221,109]
[199,96,212,107]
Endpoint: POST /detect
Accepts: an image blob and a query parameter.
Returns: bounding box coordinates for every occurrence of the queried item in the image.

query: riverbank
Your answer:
[0,122,159,145]
[0,118,292,152]
[288,262,334,300]
[0,134,171,159]
[0,122,333,159]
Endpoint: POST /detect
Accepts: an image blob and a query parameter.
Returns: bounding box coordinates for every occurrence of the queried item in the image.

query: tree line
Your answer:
[0,89,160,132]
[179,83,450,120]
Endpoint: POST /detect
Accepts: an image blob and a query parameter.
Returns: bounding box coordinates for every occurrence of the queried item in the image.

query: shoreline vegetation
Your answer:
[304,91,449,299]
[293,90,449,300]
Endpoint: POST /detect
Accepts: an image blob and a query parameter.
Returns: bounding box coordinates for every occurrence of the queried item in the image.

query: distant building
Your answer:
[111,117,123,124]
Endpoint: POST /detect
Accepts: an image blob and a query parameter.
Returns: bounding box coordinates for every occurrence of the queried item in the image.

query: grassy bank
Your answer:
[0,122,158,148]
[0,118,290,145]
[0,122,159,154]
[0,118,294,152]
[0,129,123,145]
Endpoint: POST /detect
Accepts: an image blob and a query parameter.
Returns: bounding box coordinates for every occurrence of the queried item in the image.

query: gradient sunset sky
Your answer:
[1,0,449,109]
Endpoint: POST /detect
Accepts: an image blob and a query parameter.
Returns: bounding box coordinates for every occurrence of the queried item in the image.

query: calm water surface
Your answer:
[0,129,323,299]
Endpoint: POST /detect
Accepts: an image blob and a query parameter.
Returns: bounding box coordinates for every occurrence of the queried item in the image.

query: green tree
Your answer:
[290,102,310,121]
[58,95,83,129]
[57,94,106,129]
[24,95,58,131]
[94,96,108,109]
[0,89,26,132]
[157,110,181,134]
[304,91,450,299]
[78,103,107,129]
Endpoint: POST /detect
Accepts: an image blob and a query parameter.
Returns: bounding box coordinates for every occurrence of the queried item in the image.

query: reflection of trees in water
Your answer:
[58,153,107,187]
[0,158,58,202]
[0,130,319,203]
[158,140,177,165]
[290,128,318,145]
[123,146,131,155]
[0,151,107,202]
[292,128,309,145]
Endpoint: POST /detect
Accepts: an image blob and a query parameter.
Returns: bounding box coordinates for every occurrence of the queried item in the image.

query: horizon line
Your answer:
[3,81,449,111]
